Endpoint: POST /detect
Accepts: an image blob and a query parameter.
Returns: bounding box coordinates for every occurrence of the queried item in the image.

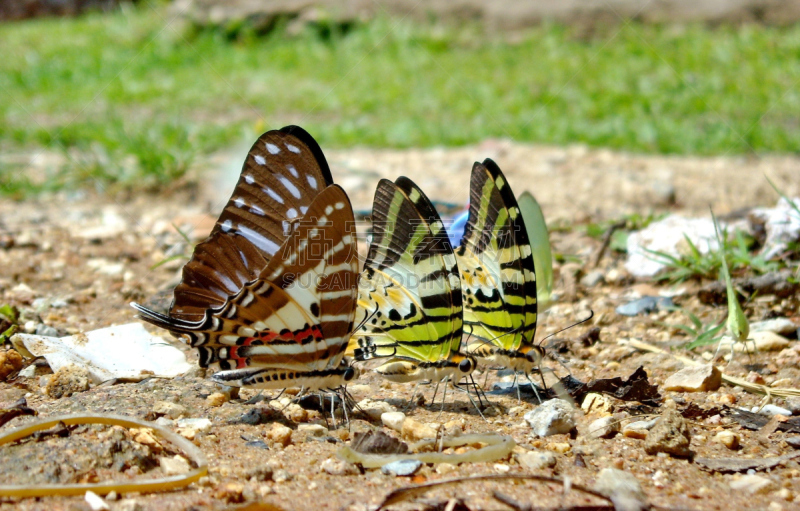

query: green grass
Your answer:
[3,3,800,195]
[646,227,781,283]
[658,307,725,350]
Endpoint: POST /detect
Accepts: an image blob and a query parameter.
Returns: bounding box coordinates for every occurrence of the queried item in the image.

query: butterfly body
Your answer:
[209,360,358,391]
[373,353,476,384]
[132,127,359,392]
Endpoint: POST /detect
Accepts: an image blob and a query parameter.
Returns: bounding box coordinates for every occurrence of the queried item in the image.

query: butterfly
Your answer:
[455,159,546,397]
[131,126,360,392]
[348,177,476,388]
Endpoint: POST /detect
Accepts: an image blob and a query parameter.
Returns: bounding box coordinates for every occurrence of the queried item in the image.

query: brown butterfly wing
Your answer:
[170,126,334,321]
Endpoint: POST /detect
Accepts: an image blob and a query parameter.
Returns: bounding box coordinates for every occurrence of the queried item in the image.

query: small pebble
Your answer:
[115,500,142,511]
[517,450,557,470]
[358,399,397,421]
[176,418,212,433]
[585,416,620,439]
[159,455,190,475]
[84,491,110,511]
[298,424,328,437]
[18,365,36,378]
[35,324,58,337]
[321,458,358,476]
[435,463,456,475]
[580,270,605,288]
[756,404,792,417]
[267,423,293,447]
[752,331,791,352]
[644,410,692,458]
[153,401,187,420]
[749,318,797,336]
[283,403,308,422]
[401,418,437,441]
[785,397,800,416]
[272,469,292,482]
[381,411,406,432]
[45,364,91,398]
[622,419,657,439]
[0,349,24,381]
[380,459,422,476]
[615,296,673,317]
[581,393,614,415]
[663,364,721,392]
[212,482,245,503]
[546,442,572,454]
[206,392,228,407]
[154,417,174,428]
[729,474,776,494]
[713,431,740,450]
[785,436,800,449]
[524,399,577,437]
[593,468,647,511]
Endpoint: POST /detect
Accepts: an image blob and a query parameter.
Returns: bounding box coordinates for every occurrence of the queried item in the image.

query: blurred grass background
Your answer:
[2,2,800,197]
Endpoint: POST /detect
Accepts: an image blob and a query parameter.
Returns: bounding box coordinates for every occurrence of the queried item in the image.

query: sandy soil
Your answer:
[1,142,799,510]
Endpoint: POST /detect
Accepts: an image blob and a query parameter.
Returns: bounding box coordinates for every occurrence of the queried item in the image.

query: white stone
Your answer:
[622,419,658,439]
[517,450,557,470]
[581,393,614,415]
[756,404,792,417]
[175,418,212,433]
[663,364,722,392]
[320,458,358,476]
[154,401,187,419]
[159,455,190,475]
[357,398,397,421]
[593,468,647,511]
[585,416,620,439]
[524,399,577,437]
[750,318,797,336]
[713,430,739,449]
[84,491,110,511]
[297,424,327,437]
[381,411,406,432]
[729,474,776,494]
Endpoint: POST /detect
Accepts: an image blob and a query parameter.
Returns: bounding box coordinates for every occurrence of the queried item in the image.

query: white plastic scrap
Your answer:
[11,323,192,383]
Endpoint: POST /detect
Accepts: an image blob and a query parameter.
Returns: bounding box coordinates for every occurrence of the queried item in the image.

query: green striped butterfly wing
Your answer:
[456,159,537,354]
[351,177,463,364]
[518,191,553,311]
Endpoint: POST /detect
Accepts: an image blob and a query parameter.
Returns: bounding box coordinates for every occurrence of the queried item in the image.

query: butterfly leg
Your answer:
[472,374,498,415]
[430,379,442,410]
[453,379,487,421]
[436,377,450,419]
[513,372,522,402]
[336,388,352,430]
[404,382,421,413]
[468,374,485,409]
[525,373,543,404]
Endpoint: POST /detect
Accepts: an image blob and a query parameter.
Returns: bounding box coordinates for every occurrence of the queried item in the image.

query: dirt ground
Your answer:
[1,141,800,511]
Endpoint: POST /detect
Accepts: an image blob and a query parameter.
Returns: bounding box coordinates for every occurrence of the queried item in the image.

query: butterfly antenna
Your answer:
[538,310,594,347]
[352,304,380,334]
[468,324,525,352]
